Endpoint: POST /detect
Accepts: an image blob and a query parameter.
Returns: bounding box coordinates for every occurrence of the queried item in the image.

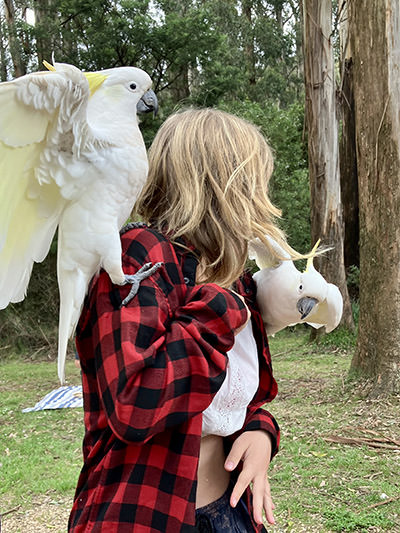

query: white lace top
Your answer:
[201,320,259,437]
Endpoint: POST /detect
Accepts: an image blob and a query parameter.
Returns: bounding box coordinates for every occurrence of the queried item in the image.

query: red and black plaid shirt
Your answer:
[68,224,279,533]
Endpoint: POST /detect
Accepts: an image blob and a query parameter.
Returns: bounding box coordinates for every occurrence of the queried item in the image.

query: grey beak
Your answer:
[297,297,318,320]
[137,89,158,116]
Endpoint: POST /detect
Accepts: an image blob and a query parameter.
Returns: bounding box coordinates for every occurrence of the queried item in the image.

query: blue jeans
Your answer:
[195,487,267,532]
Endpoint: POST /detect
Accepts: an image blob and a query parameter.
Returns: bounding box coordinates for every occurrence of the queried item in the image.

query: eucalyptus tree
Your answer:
[348,0,400,395]
[302,0,354,330]
[338,0,359,272]
[2,0,27,76]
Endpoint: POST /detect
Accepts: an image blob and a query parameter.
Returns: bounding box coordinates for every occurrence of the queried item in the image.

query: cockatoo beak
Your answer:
[297,296,318,319]
[137,89,158,116]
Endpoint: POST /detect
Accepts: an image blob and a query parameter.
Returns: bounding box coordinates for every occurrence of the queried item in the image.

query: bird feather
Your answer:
[0,62,156,383]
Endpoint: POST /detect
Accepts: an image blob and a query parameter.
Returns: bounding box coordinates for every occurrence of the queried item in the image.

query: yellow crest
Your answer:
[304,239,321,273]
[84,72,108,96]
[43,61,107,96]
[43,60,56,71]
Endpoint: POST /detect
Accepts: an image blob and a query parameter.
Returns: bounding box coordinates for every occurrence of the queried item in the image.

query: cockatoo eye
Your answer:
[299,284,303,290]
[129,83,137,90]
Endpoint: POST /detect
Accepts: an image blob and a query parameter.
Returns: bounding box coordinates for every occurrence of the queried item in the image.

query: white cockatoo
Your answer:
[249,237,343,335]
[0,61,158,383]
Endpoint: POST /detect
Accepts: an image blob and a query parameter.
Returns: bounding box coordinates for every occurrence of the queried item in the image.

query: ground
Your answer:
[1,496,71,533]
[1,329,399,532]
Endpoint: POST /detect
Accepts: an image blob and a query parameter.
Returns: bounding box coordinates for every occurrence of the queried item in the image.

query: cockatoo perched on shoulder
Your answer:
[0,61,158,383]
[249,237,343,335]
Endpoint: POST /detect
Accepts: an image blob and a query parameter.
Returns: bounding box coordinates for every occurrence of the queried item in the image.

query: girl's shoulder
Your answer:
[120,222,179,265]
[119,222,199,295]
[235,270,257,300]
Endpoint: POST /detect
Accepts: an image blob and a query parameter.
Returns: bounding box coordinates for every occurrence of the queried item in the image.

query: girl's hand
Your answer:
[224,430,275,526]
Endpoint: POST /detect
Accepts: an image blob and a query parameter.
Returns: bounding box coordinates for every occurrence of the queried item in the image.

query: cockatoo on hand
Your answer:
[0,61,158,383]
[249,237,343,335]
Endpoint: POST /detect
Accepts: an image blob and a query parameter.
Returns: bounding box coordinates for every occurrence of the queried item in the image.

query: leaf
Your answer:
[311,450,327,457]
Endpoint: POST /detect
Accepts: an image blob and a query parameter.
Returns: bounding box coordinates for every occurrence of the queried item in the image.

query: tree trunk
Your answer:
[0,14,8,80]
[3,0,26,77]
[272,0,284,30]
[349,0,400,395]
[242,0,256,86]
[338,0,359,271]
[303,0,354,330]
[294,0,304,85]
[33,0,53,68]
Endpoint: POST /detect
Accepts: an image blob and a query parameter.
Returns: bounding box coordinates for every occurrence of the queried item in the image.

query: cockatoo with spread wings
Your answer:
[249,237,343,335]
[0,61,158,383]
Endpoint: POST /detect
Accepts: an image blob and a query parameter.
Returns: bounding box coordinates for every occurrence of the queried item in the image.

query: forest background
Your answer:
[1,1,400,531]
[0,0,399,397]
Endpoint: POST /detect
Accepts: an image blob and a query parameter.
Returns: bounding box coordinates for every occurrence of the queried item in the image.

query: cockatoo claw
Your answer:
[297,296,318,320]
[120,262,163,308]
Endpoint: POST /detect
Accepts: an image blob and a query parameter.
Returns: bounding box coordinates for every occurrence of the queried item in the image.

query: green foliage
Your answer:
[3,1,353,358]
[347,264,360,300]
[0,245,60,361]
[351,299,360,325]
[315,325,357,352]
[9,1,304,106]
[347,265,360,290]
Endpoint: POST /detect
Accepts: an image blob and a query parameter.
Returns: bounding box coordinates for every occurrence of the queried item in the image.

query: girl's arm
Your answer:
[78,266,248,445]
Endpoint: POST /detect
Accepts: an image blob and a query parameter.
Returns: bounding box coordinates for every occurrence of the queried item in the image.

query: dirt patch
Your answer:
[1,496,71,533]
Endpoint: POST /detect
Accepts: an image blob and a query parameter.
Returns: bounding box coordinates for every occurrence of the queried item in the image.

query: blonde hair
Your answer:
[136,108,303,288]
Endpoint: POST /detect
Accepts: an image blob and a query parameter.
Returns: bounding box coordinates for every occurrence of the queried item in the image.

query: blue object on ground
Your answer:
[22,385,83,412]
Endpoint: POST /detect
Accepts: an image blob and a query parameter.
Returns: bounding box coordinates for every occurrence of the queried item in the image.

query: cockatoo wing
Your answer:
[0,80,51,145]
[248,236,290,269]
[0,66,92,309]
[253,260,302,335]
[0,140,63,307]
[0,73,76,308]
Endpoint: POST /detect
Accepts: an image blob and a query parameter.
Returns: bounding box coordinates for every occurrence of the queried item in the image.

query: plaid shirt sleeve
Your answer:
[81,228,249,445]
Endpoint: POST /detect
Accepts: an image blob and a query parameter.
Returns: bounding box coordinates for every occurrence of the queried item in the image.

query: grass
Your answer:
[267,329,400,532]
[0,359,83,530]
[1,329,399,532]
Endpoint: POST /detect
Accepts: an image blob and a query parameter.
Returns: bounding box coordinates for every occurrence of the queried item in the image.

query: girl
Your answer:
[69,108,300,532]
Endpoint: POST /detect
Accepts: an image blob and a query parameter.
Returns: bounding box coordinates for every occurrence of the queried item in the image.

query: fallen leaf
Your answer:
[311,451,327,457]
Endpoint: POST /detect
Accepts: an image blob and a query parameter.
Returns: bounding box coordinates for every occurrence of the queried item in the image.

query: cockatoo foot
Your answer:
[297,296,318,319]
[120,262,163,307]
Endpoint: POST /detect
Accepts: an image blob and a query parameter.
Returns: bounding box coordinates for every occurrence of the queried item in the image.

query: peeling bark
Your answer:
[303,0,354,330]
